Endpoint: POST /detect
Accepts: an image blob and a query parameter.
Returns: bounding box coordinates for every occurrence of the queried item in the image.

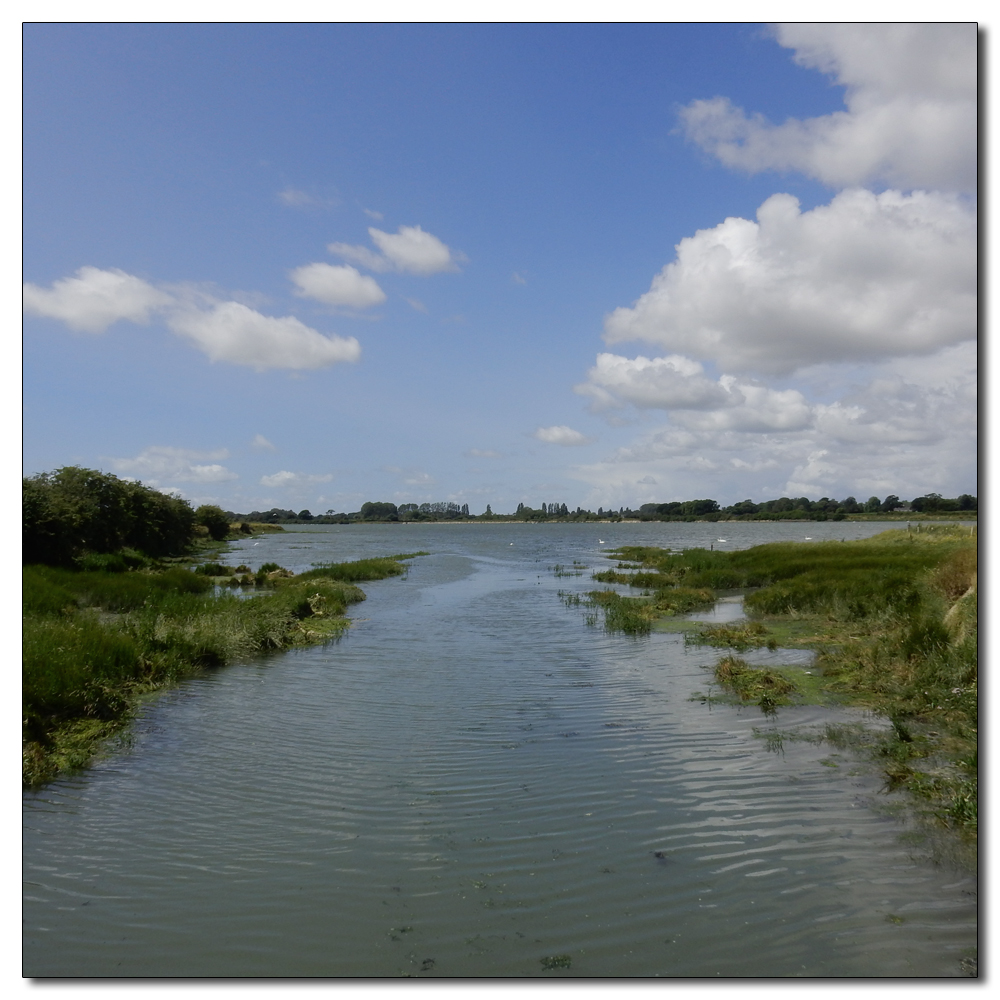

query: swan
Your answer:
[598,539,605,544]
[716,538,727,543]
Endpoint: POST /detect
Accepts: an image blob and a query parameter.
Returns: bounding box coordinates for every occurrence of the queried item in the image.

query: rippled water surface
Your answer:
[23,522,977,977]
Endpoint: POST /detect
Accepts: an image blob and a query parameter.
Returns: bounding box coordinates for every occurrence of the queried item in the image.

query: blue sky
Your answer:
[23,22,977,515]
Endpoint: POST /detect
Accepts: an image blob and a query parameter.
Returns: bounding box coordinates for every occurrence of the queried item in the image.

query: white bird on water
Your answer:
[598,539,605,544]
[716,538,727,543]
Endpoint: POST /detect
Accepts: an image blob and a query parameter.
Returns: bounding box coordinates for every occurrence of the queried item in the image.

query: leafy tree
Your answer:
[359,502,398,521]
[864,496,882,512]
[880,495,902,512]
[195,505,231,541]
[23,467,195,565]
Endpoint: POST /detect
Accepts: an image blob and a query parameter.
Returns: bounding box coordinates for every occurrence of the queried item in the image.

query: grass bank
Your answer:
[23,553,421,787]
[599,526,978,843]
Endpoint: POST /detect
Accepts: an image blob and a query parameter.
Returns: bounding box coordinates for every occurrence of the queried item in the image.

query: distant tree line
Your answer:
[228,492,977,525]
[25,467,973,567]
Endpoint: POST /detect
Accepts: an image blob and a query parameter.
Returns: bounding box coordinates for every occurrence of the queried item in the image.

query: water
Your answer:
[23,522,977,977]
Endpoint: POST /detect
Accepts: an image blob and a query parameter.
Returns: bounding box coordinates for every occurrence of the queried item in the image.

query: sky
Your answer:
[22,22,978,515]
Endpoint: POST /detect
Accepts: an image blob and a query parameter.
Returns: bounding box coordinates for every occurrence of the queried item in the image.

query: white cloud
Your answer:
[679,23,976,192]
[278,188,338,209]
[383,465,435,486]
[329,225,463,275]
[533,425,592,446]
[25,266,364,371]
[23,266,173,333]
[166,302,361,371]
[260,470,333,488]
[289,262,386,309]
[362,207,384,220]
[251,434,276,452]
[407,298,428,313]
[570,343,976,505]
[603,189,975,376]
[576,353,729,410]
[109,446,238,485]
[466,449,503,458]
[512,272,527,285]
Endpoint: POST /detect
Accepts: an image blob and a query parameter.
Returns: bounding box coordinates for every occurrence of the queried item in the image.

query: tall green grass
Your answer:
[23,554,419,786]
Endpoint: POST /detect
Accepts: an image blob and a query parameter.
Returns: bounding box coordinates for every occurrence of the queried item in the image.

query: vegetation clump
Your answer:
[586,591,654,634]
[690,621,778,651]
[714,656,797,712]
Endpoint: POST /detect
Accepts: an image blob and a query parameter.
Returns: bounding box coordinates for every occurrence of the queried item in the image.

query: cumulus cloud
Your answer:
[603,189,975,376]
[289,262,386,309]
[679,23,976,191]
[533,425,593,446]
[571,343,976,504]
[576,353,728,410]
[576,25,977,506]
[329,225,463,275]
[109,446,238,485]
[24,266,364,371]
[260,470,333,488]
[23,266,173,333]
[167,302,361,371]
[251,434,276,451]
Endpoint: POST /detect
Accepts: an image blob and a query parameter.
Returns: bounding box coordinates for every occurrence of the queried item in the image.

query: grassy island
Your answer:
[585,526,977,844]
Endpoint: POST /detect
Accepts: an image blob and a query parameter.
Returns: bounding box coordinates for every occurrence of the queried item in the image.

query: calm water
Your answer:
[23,522,977,977]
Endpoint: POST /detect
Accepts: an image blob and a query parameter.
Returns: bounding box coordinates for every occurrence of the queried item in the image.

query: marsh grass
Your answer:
[551,563,584,577]
[689,621,778,651]
[586,590,654,635]
[23,554,420,786]
[300,552,426,583]
[714,655,798,713]
[605,527,977,839]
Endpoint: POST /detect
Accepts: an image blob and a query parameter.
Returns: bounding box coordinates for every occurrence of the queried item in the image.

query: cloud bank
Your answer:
[573,23,976,504]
